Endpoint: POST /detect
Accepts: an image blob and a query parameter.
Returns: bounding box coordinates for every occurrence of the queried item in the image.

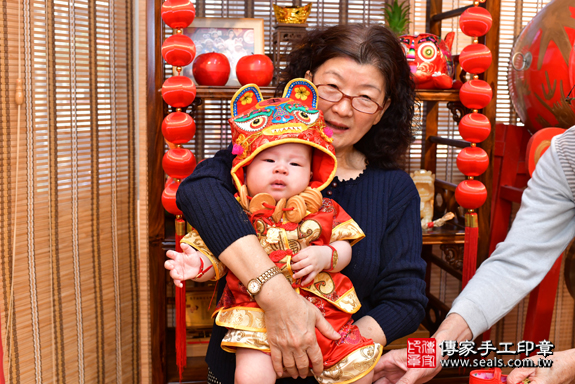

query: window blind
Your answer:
[0,1,139,383]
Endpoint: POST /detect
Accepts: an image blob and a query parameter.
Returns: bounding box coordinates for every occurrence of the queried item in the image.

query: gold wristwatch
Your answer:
[247,266,282,298]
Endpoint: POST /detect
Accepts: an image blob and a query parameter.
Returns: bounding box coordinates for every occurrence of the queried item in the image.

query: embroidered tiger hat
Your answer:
[229,78,337,196]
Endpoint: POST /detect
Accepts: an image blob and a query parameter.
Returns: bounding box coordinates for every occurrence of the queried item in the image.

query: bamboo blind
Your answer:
[0,0,140,383]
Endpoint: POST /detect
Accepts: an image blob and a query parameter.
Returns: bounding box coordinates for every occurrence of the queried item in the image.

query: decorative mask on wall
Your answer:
[400,32,455,89]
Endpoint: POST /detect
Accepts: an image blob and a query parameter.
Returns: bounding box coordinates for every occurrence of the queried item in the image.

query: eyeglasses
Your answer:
[315,84,385,114]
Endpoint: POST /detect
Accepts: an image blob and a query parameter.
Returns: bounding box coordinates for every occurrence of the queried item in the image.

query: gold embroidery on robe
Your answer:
[215,307,266,332]
[221,329,270,353]
[331,219,365,246]
[315,343,383,384]
[180,230,227,280]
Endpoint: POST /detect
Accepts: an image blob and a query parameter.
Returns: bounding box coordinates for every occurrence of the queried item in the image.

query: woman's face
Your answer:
[306,57,390,153]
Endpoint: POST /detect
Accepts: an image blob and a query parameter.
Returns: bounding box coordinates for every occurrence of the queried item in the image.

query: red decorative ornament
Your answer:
[459,113,491,143]
[161,0,196,29]
[455,179,488,209]
[162,75,197,107]
[162,34,196,67]
[192,52,231,86]
[459,79,492,109]
[235,54,275,86]
[459,7,493,37]
[162,148,197,179]
[459,44,492,74]
[457,146,489,177]
[162,112,196,144]
[162,180,182,215]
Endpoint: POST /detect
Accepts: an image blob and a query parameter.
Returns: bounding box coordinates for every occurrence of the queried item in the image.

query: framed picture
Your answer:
[183,17,265,86]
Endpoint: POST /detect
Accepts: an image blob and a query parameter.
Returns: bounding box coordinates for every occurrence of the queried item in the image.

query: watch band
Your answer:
[257,266,281,286]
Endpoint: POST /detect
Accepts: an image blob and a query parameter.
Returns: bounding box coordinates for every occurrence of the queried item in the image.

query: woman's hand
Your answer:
[291,245,331,286]
[506,349,575,384]
[164,243,202,287]
[373,348,441,384]
[256,275,341,379]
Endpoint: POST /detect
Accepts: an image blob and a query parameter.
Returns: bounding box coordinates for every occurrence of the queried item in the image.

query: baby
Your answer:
[165,79,382,384]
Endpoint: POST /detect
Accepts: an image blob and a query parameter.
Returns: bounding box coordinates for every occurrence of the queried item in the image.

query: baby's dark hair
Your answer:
[277,24,415,170]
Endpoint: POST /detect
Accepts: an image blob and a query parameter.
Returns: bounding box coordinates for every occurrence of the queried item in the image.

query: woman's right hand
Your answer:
[258,280,341,379]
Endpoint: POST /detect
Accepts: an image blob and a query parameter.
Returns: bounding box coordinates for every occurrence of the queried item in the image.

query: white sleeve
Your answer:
[448,138,575,339]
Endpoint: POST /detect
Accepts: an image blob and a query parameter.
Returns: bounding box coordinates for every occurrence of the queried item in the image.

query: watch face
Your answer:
[248,280,261,294]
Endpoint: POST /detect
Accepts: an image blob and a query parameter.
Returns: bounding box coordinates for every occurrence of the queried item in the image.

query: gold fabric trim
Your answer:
[302,285,361,314]
[331,219,365,246]
[316,343,383,384]
[180,230,227,281]
[221,329,271,353]
[215,307,266,332]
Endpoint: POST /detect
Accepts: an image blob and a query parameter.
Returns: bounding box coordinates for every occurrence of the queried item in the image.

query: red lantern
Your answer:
[459,113,491,143]
[459,44,492,74]
[162,112,196,144]
[162,180,182,215]
[457,146,489,177]
[236,54,275,86]
[455,179,488,209]
[162,75,196,107]
[459,79,492,109]
[161,0,196,29]
[459,7,493,37]
[162,35,196,67]
[162,148,197,179]
[192,53,231,86]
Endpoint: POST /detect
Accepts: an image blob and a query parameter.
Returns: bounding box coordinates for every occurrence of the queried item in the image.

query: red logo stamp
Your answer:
[407,338,436,368]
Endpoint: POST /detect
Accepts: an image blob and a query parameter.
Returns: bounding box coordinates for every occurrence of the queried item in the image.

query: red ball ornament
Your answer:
[192,53,231,86]
[460,7,493,37]
[162,180,182,215]
[459,113,491,143]
[459,44,492,74]
[236,54,274,86]
[460,79,492,110]
[161,0,196,29]
[455,179,488,209]
[161,75,196,107]
[457,146,489,177]
[162,148,197,179]
[162,112,196,144]
[161,34,196,67]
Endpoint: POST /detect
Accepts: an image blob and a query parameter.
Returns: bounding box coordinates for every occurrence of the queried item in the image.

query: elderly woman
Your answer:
[167,24,427,384]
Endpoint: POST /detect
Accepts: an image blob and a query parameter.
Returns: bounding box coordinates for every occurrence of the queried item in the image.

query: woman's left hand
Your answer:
[506,349,575,384]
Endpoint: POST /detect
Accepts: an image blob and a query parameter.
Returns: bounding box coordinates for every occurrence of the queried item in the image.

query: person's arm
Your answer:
[176,148,339,379]
[449,140,575,339]
[374,136,575,384]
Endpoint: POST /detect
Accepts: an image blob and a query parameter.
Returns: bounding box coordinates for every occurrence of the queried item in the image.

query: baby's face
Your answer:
[245,143,312,201]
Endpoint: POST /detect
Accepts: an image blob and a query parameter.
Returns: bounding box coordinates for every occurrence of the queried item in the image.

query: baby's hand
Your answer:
[291,245,331,286]
[164,243,202,288]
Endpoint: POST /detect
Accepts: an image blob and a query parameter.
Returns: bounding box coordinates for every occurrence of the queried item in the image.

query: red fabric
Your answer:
[215,199,373,366]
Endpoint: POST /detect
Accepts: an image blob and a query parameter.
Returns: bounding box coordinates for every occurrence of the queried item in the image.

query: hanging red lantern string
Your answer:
[456,0,492,289]
[160,0,197,380]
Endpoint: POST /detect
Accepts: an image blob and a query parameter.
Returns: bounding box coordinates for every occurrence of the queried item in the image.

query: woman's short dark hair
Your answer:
[277,24,415,170]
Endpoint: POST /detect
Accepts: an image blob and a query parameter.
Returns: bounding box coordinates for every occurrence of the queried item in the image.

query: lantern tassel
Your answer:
[175,217,187,382]
[462,212,478,289]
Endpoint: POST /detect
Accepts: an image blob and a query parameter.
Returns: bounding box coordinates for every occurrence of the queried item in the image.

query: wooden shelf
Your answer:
[194,85,460,102]
[422,224,465,245]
